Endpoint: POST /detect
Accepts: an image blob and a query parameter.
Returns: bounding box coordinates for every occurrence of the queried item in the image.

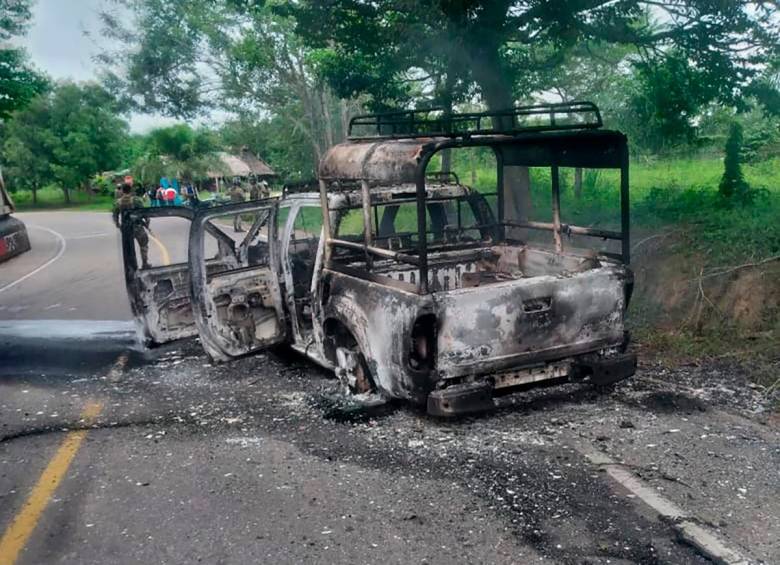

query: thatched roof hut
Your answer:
[208,148,276,179]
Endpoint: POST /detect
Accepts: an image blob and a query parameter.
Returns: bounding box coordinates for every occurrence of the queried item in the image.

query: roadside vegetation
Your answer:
[11,185,113,211]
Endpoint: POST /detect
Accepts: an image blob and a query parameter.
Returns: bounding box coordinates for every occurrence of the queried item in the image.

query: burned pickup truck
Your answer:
[122,102,636,416]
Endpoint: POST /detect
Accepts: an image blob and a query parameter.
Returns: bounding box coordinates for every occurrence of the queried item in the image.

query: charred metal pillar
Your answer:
[551,164,563,253]
[416,152,436,294]
[319,179,332,265]
[620,147,631,264]
[360,179,374,270]
[495,150,506,242]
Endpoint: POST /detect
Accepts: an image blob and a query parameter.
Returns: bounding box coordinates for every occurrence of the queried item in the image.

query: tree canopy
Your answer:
[0,0,48,120]
[100,0,357,167]
[0,0,32,41]
[291,1,780,117]
[130,124,223,185]
[87,0,777,180]
[3,83,128,202]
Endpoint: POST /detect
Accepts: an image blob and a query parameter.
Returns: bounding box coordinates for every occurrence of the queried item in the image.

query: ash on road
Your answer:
[1,336,777,564]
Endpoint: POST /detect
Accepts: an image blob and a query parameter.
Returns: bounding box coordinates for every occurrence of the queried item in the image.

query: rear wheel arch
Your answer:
[322,317,358,364]
[322,317,375,394]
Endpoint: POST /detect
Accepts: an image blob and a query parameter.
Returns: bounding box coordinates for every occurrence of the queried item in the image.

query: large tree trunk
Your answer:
[62,187,71,205]
[340,99,350,141]
[440,70,455,174]
[441,149,452,174]
[31,184,38,205]
[320,87,335,149]
[468,42,532,240]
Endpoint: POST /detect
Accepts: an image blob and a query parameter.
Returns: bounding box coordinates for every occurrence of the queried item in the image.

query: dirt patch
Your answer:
[718,266,780,329]
[630,232,780,334]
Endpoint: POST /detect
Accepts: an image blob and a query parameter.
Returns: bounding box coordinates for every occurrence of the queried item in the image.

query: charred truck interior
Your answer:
[122,101,636,416]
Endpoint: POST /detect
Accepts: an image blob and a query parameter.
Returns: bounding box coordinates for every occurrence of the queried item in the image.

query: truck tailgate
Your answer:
[434,266,627,378]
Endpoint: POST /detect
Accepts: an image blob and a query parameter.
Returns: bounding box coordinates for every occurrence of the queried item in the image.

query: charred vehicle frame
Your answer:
[122,101,636,416]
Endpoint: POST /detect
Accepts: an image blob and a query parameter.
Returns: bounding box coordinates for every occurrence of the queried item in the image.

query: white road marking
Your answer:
[577,445,750,565]
[0,225,67,295]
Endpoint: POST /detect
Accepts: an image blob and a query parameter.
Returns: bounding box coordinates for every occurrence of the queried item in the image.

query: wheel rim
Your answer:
[335,345,373,394]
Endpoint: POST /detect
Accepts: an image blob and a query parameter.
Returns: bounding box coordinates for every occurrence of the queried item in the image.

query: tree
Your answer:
[0,48,48,120]
[2,83,128,203]
[99,1,359,172]
[292,1,779,121]
[131,124,223,185]
[719,122,749,202]
[628,53,722,152]
[0,0,33,40]
[2,95,49,203]
[219,114,316,181]
[290,1,778,221]
[0,0,48,120]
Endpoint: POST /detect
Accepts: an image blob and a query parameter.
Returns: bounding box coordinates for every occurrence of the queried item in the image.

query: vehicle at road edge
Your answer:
[122,102,637,416]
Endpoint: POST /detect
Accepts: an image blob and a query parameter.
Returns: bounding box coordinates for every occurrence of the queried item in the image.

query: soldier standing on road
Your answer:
[113,183,151,269]
[229,178,246,231]
[248,175,261,201]
[259,179,270,199]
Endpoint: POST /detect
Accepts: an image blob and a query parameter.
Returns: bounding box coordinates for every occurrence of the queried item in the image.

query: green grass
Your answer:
[10,185,114,212]
[629,157,780,264]
[451,155,780,266]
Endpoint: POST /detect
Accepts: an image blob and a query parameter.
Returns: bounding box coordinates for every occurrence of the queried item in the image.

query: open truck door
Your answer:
[188,200,287,362]
[121,207,237,345]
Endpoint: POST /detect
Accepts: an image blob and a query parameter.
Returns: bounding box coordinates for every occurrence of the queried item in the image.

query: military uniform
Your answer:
[259,180,270,199]
[229,183,246,231]
[113,193,150,269]
[248,181,261,201]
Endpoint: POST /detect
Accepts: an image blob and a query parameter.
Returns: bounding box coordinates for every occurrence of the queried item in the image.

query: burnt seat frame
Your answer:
[319,102,631,295]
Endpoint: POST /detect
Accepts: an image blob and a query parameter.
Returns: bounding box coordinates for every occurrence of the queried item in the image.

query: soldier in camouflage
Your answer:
[259,179,270,199]
[248,174,261,201]
[113,183,151,269]
[229,178,246,232]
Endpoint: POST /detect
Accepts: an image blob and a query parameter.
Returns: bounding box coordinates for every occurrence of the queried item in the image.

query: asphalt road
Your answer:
[0,211,197,321]
[0,210,778,564]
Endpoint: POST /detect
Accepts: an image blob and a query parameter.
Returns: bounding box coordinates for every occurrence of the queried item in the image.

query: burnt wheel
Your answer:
[334,342,375,395]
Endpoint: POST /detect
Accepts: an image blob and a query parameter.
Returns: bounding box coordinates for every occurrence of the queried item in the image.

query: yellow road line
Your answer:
[148,233,171,266]
[0,402,103,565]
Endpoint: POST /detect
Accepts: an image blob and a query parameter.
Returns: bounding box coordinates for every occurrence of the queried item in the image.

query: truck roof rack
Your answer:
[348,101,602,140]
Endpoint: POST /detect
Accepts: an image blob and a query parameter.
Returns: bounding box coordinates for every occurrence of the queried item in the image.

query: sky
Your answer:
[17,0,180,133]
